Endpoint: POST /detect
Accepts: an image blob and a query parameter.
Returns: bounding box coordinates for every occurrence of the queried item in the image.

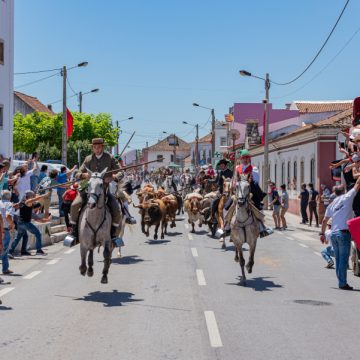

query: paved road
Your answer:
[1,210,360,360]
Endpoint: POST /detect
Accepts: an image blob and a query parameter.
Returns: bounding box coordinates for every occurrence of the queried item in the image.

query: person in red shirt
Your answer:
[206,164,215,178]
[62,183,79,232]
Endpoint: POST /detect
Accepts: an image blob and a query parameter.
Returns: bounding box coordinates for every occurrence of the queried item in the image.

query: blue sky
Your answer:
[14,0,360,148]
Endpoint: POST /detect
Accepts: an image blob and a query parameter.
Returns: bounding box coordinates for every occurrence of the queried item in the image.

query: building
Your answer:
[14,91,55,116]
[189,133,212,167]
[249,108,352,216]
[0,0,14,159]
[142,135,190,170]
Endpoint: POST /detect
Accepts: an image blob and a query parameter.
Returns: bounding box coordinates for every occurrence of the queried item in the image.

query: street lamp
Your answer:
[61,61,88,165]
[115,117,134,154]
[239,69,270,209]
[79,88,99,113]
[192,102,215,162]
[183,121,199,168]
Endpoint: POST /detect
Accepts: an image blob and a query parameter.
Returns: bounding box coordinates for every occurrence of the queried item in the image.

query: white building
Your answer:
[214,120,228,157]
[189,133,212,167]
[143,135,190,170]
[0,0,14,159]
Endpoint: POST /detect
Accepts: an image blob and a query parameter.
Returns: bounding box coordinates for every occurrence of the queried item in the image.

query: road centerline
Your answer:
[188,233,193,241]
[191,248,198,257]
[46,258,61,265]
[23,271,42,280]
[298,243,308,248]
[196,269,207,286]
[204,311,223,348]
[0,287,15,297]
[64,249,75,254]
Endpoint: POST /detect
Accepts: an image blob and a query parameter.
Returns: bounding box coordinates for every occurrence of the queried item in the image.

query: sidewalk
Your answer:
[264,210,321,235]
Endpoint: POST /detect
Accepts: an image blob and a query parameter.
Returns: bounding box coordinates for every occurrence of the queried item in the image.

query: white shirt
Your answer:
[325,229,332,245]
[16,169,35,201]
[0,200,13,228]
[324,188,357,231]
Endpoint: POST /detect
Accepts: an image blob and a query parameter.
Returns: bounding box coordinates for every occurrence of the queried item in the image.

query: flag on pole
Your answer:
[66,108,74,138]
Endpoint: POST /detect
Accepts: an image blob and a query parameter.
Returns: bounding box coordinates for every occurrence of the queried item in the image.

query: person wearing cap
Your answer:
[69,138,122,243]
[61,183,79,231]
[235,149,259,184]
[9,190,49,257]
[320,176,360,290]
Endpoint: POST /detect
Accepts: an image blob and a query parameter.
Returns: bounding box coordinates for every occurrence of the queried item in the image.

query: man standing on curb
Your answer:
[320,176,360,290]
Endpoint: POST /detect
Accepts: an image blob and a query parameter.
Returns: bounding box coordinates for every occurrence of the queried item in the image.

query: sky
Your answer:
[14,0,360,149]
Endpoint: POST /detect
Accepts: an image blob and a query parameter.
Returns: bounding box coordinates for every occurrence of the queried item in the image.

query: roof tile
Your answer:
[14,91,54,115]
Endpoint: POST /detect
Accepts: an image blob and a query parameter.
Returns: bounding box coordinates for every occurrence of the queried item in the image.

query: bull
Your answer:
[184,193,205,233]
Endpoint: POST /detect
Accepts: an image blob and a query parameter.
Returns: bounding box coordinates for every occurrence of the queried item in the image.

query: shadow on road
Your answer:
[226,277,283,292]
[0,305,13,311]
[166,232,182,236]
[112,255,149,265]
[74,290,143,307]
[193,230,208,235]
[145,240,170,245]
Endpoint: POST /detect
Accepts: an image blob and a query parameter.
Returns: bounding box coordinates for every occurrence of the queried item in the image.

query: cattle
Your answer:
[133,199,168,240]
[136,186,155,204]
[184,193,205,233]
[161,194,178,228]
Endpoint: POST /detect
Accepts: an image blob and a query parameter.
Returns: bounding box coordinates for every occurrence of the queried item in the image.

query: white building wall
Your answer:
[147,150,189,170]
[0,0,14,159]
[214,125,228,155]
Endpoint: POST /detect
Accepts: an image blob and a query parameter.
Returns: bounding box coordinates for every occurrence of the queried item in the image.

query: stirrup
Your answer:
[64,234,78,247]
[113,237,125,247]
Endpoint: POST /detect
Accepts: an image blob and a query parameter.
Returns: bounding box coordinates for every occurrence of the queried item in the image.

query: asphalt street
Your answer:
[1,209,360,360]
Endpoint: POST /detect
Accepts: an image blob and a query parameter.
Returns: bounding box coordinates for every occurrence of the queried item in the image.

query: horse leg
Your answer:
[221,237,226,250]
[79,245,87,276]
[246,240,257,274]
[238,247,246,286]
[101,242,111,284]
[87,249,94,277]
[234,247,239,262]
[191,222,195,233]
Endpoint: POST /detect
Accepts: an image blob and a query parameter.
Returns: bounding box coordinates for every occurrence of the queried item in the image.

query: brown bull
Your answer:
[133,199,168,240]
[161,194,178,228]
[184,193,204,233]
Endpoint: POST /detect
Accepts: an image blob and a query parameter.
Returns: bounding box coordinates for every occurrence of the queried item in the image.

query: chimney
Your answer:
[47,104,53,112]
[285,103,291,110]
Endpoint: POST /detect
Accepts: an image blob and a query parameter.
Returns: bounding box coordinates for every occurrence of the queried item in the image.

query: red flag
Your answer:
[66,108,73,138]
[261,109,265,145]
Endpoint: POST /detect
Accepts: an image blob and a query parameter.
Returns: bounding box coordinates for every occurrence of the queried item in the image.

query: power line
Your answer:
[15,72,60,89]
[14,68,60,75]
[272,24,360,100]
[66,77,78,96]
[48,93,78,105]
[272,0,350,86]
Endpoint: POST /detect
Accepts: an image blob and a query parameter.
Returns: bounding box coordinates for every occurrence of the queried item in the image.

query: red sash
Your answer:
[236,164,253,175]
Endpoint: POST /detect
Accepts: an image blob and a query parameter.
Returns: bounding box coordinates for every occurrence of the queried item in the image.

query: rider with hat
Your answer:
[68,138,122,244]
[236,149,260,184]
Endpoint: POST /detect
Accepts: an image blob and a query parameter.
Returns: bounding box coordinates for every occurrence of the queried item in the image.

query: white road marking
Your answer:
[185,223,189,229]
[64,249,75,254]
[204,311,223,348]
[23,271,42,280]
[188,233,193,241]
[314,252,322,257]
[298,243,308,248]
[285,236,294,241]
[46,258,61,265]
[196,269,207,286]
[191,248,198,257]
[0,287,15,297]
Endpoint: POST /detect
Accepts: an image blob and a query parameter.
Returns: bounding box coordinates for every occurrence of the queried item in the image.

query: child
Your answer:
[61,183,79,232]
[321,219,334,269]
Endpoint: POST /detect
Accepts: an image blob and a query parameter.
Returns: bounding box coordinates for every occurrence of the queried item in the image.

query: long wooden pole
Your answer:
[119,131,136,158]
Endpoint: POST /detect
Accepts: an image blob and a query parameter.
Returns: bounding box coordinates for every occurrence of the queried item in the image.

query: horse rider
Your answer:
[207,159,234,222]
[164,167,177,192]
[180,168,195,190]
[68,138,122,245]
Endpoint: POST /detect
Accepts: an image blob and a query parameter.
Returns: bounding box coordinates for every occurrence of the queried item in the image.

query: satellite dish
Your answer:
[229,129,240,140]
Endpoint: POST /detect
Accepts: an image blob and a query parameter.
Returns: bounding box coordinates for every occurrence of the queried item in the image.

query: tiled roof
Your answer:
[191,133,212,144]
[147,136,191,152]
[14,91,54,115]
[293,100,352,114]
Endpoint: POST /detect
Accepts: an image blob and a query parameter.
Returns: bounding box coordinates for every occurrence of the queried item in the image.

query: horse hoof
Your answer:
[199,223,202,228]
[161,234,164,239]
[234,256,239,262]
[79,266,87,276]
[246,264,253,274]
[146,232,149,237]
[191,229,195,233]
[101,276,108,284]
[240,280,247,287]
[221,243,226,250]
[87,268,94,277]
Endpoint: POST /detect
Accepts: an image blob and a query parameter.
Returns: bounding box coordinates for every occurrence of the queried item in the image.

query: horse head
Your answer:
[86,167,107,209]
[237,175,250,206]
[222,176,232,196]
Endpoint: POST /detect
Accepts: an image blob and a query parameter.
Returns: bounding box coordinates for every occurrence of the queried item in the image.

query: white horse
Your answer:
[230,175,260,286]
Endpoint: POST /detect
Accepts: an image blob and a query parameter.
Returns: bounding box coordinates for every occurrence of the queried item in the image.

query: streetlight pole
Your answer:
[182,121,199,168]
[78,88,99,113]
[239,70,271,209]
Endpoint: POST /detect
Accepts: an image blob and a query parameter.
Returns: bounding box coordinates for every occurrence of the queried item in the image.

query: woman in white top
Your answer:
[15,160,38,202]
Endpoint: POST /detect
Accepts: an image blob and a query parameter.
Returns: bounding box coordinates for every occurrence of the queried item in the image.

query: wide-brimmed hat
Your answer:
[91,138,105,145]
[218,159,229,166]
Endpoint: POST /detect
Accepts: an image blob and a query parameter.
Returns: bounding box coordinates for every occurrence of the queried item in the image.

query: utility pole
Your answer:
[211,108,215,163]
[61,65,67,165]
[173,134,177,164]
[116,120,119,155]
[195,124,199,168]
[79,91,83,113]
[263,73,270,210]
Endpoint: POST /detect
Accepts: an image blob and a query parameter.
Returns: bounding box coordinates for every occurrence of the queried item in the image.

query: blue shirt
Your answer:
[57,172,67,193]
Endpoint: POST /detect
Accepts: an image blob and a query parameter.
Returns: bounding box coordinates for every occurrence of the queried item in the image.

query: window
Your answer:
[157,154,163,162]
[310,158,315,184]
[0,40,4,64]
[274,163,277,185]
[293,161,297,190]
[287,161,291,185]
[0,106,3,128]
[281,162,285,185]
[220,137,227,146]
[170,154,174,162]
[300,160,305,184]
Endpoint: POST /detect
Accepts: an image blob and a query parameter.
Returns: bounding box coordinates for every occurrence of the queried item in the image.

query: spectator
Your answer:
[267,180,273,210]
[15,160,38,202]
[2,160,11,191]
[321,218,334,269]
[206,164,215,178]
[61,183,79,231]
[298,183,309,224]
[0,190,15,274]
[28,152,40,192]
[320,176,360,290]
[320,184,331,210]
[280,184,289,230]
[308,183,319,227]
[9,191,49,257]
[38,164,48,184]
[0,163,6,195]
[270,183,281,230]
[37,169,59,218]
[9,166,21,203]
[56,165,77,217]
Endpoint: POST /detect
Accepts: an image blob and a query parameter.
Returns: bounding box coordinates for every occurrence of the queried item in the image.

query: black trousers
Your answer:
[300,202,308,223]
[308,201,319,226]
